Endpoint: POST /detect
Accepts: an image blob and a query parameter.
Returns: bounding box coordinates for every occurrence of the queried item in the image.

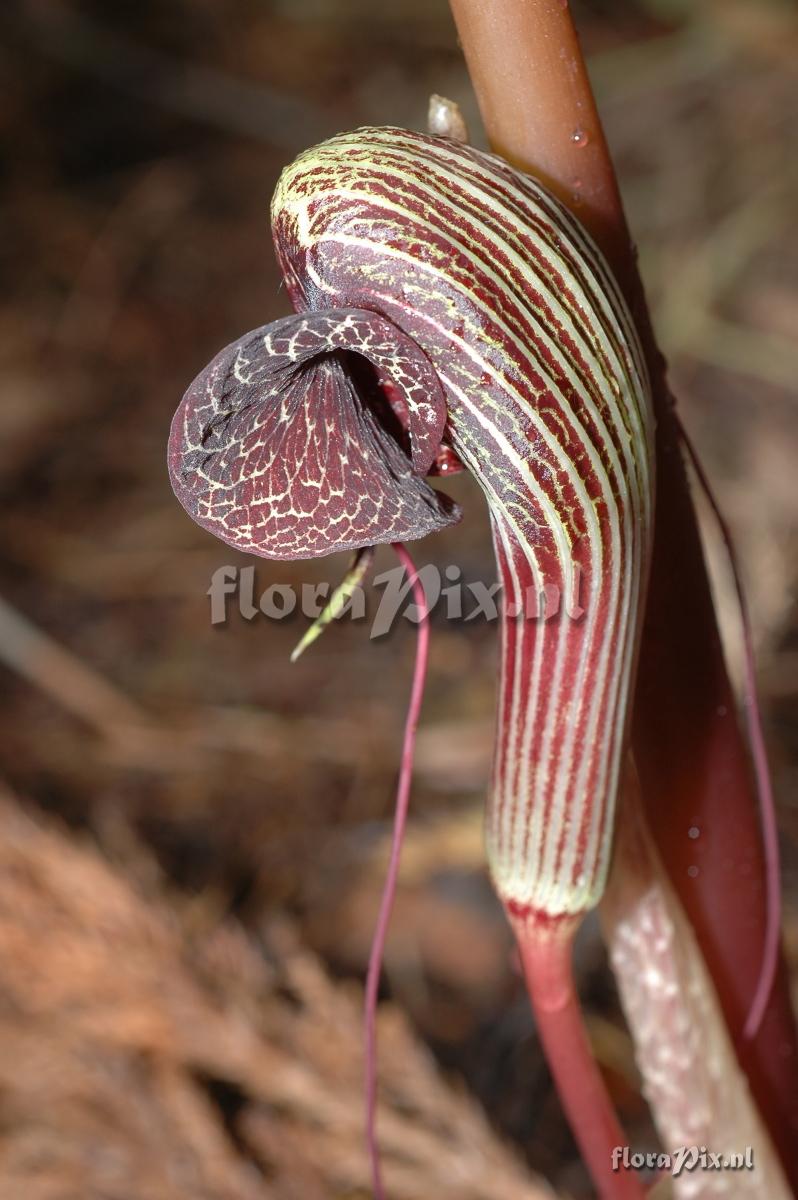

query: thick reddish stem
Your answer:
[513,916,645,1200]
[448,0,635,295]
[675,415,781,1040]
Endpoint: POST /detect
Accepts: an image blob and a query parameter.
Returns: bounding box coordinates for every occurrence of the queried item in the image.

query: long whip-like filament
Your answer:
[364,542,430,1200]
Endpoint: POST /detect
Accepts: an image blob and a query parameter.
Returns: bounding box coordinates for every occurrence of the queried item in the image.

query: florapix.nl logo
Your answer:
[207,562,586,637]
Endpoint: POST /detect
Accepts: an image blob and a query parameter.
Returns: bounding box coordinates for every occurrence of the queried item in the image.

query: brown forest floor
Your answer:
[0,1,797,1197]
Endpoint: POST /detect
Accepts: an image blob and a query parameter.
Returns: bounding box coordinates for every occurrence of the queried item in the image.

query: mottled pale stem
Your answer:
[602,768,790,1198]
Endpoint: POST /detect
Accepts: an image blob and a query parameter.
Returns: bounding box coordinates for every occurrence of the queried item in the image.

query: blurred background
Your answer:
[0,1,796,1196]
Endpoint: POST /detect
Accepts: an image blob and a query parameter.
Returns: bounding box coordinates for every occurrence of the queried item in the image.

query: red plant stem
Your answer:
[513,916,644,1200]
[364,543,430,1200]
[448,0,632,286]
[448,0,798,1181]
[675,414,781,1039]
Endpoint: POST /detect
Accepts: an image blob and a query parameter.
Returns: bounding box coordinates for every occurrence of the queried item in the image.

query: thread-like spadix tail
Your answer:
[364,543,430,1200]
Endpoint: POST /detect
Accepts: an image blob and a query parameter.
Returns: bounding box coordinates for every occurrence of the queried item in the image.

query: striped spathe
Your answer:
[273,128,655,919]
